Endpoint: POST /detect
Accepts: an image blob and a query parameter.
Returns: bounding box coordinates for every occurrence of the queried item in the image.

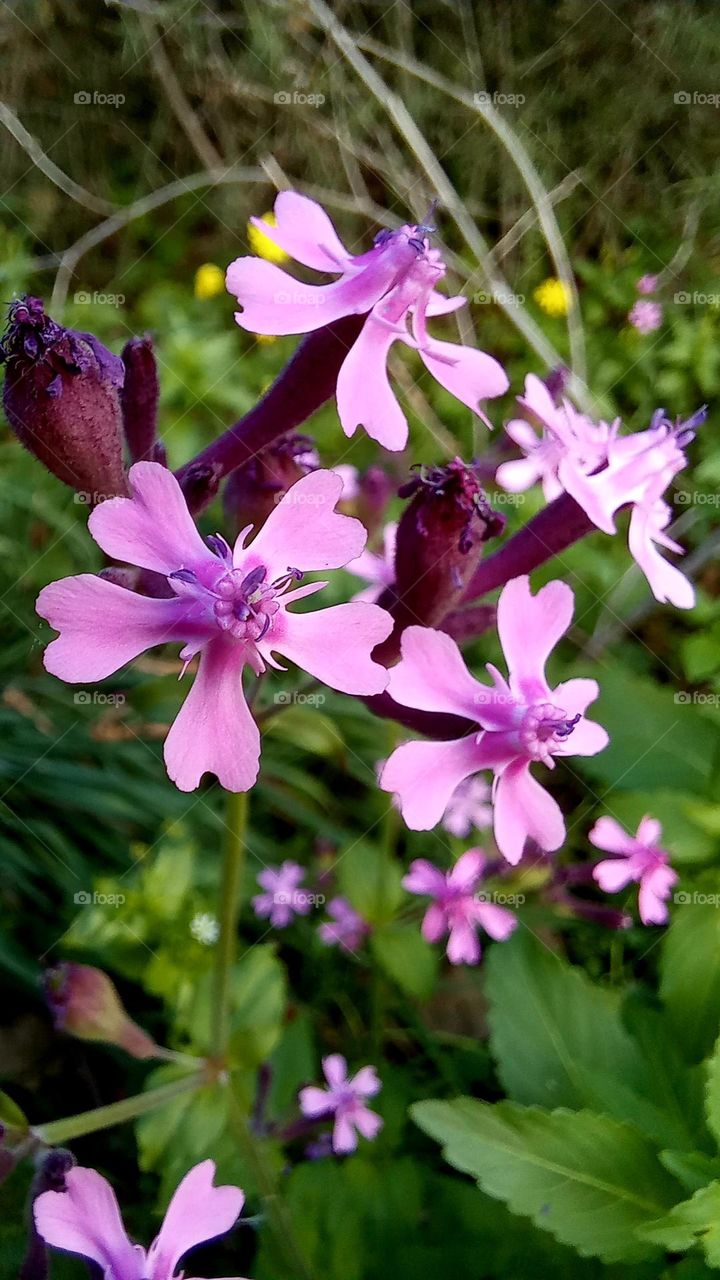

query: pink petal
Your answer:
[476,903,518,941]
[497,576,574,703]
[33,1167,140,1274]
[336,316,408,450]
[495,456,544,493]
[388,626,499,725]
[353,1107,383,1141]
[332,1113,358,1154]
[226,253,399,336]
[448,847,486,892]
[37,575,196,682]
[260,191,354,271]
[589,816,636,857]
[89,461,216,577]
[323,1054,348,1089]
[268,602,391,695]
[638,865,677,925]
[628,504,694,609]
[418,338,509,413]
[424,291,466,316]
[350,1066,381,1098]
[493,759,565,864]
[243,470,366,579]
[505,417,543,453]
[446,920,481,965]
[637,815,663,847]
[421,902,449,943]
[381,736,488,831]
[593,857,637,893]
[518,373,558,426]
[403,859,448,898]
[146,1160,243,1278]
[299,1085,333,1118]
[163,640,260,792]
[551,678,608,757]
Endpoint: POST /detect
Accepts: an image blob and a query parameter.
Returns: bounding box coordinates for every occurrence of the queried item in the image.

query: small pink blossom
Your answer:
[226,191,508,451]
[442,776,493,838]
[403,848,517,964]
[36,463,392,792]
[299,1054,382,1154]
[628,299,663,333]
[637,274,659,295]
[590,814,677,925]
[495,374,611,502]
[318,897,369,952]
[346,522,397,602]
[252,860,312,927]
[33,1159,246,1279]
[380,575,608,864]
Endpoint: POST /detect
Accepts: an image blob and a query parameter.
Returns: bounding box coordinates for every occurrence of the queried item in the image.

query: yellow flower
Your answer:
[533,277,572,318]
[194,263,225,300]
[247,212,289,264]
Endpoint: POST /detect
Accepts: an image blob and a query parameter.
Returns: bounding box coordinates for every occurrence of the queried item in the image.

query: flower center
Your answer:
[519,702,580,765]
[168,554,302,645]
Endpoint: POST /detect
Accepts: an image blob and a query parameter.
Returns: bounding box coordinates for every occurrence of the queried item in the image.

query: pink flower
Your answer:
[346,521,397,602]
[637,274,659,295]
[36,463,392,792]
[403,847,517,964]
[252,860,311,927]
[33,1159,246,1279]
[442,776,493,838]
[496,374,611,502]
[299,1054,383,1154]
[590,814,677,925]
[226,191,508,451]
[628,299,663,333]
[318,896,369,952]
[380,575,608,864]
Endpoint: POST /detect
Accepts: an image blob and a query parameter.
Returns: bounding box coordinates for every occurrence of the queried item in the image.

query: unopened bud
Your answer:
[43,963,158,1060]
[120,335,160,463]
[543,365,569,405]
[375,458,504,662]
[223,433,316,536]
[1,297,127,500]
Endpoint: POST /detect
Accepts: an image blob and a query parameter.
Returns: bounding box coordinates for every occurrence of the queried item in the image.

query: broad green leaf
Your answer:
[337,843,403,926]
[228,945,287,1066]
[660,1151,720,1194]
[371,924,438,999]
[660,906,720,1062]
[704,1030,720,1146]
[640,1181,720,1266]
[412,1099,680,1264]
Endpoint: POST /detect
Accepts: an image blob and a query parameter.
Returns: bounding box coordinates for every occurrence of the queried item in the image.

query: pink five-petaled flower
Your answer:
[403,848,517,964]
[36,462,392,792]
[380,575,609,864]
[33,1159,246,1280]
[299,1054,382,1155]
[226,191,509,451]
[590,814,677,925]
[628,300,663,333]
[252,860,311,927]
[318,896,370,952]
[495,373,612,502]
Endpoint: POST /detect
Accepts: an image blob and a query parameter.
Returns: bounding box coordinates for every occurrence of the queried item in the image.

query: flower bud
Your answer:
[120,335,161,463]
[374,458,505,663]
[223,433,316,536]
[1,297,127,500]
[43,963,158,1060]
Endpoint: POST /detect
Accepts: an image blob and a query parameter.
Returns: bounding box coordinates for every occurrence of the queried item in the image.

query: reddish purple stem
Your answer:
[463,492,595,601]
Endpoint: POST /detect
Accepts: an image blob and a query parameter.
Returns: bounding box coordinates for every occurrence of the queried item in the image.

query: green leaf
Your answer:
[228,945,287,1067]
[337,843,403,926]
[371,924,438,999]
[704,1030,720,1146]
[640,1181,720,1266]
[0,1090,27,1133]
[412,1099,681,1264]
[660,906,720,1062]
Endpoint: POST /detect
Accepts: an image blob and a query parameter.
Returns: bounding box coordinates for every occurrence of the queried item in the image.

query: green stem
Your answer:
[211,789,249,1059]
[33,1071,206,1146]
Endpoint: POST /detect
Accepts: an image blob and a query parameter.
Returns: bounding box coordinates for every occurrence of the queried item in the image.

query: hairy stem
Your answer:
[33,1071,206,1145]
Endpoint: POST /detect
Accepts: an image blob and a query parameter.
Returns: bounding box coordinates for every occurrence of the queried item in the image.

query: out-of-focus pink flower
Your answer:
[318,897,369,952]
[442,776,493,838]
[380,575,608,864]
[333,463,360,499]
[36,463,392,792]
[636,274,659,295]
[590,814,677,925]
[299,1054,382,1155]
[252,861,311,927]
[496,374,703,609]
[33,1159,246,1279]
[346,522,397,602]
[403,848,516,964]
[226,191,508,451]
[628,300,663,333]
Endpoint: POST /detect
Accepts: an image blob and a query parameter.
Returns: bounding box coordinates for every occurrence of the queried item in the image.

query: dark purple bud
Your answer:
[20,1148,76,1280]
[375,458,505,663]
[543,365,569,405]
[355,465,395,538]
[120,336,160,463]
[43,962,158,1059]
[1,297,127,501]
[222,433,316,537]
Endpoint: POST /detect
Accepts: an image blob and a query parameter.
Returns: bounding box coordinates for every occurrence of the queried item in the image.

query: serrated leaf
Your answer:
[640,1181,720,1265]
[412,1099,680,1264]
